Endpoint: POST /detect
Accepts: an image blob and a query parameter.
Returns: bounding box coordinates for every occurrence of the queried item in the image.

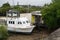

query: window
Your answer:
[8,13,11,17]
[18,22,22,24]
[23,21,25,24]
[13,13,17,16]
[11,21,12,24]
[26,21,29,23]
[9,21,15,24]
[9,21,10,24]
[13,21,14,24]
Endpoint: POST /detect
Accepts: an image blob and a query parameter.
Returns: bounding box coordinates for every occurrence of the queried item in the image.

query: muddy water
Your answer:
[8,30,48,40]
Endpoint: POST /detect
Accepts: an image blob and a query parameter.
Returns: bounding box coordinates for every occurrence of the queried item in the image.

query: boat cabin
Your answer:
[6,10,20,18]
[32,11,43,30]
[6,10,35,34]
[7,17,30,27]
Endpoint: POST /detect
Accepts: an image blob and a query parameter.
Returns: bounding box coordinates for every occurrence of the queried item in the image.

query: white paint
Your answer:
[7,17,35,33]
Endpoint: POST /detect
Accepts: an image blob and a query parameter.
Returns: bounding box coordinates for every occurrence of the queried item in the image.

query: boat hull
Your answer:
[7,26,35,34]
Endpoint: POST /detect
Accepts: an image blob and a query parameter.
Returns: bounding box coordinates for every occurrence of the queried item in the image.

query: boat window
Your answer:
[13,21,14,24]
[11,21,12,24]
[9,21,12,24]
[26,21,29,23]
[13,12,17,17]
[9,21,10,24]
[9,21,15,24]
[18,22,22,24]
[23,21,25,24]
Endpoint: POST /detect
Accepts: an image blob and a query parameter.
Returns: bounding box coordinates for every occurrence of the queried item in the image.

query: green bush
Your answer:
[0,25,9,40]
[41,0,60,32]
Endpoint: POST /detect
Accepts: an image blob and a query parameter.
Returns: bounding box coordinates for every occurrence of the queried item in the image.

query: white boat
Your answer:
[6,10,35,34]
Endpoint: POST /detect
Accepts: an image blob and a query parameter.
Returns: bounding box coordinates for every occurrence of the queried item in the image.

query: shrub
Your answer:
[41,0,60,32]
[0,25,9,40]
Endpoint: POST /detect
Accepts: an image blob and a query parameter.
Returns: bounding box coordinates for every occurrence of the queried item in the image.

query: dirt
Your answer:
[7,30,48,40]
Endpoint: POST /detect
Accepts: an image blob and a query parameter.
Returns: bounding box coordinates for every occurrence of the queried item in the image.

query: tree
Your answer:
[41,0,60,32]
[13,5,27,13]
[0,3,10,16]
[2,3,10,7]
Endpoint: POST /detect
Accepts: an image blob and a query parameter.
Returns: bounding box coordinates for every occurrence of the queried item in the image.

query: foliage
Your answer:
[41,0,60,32]
[0,25,9,40]
[2,3,10,7]
[12,5,41,13]
[0,3,10,16]
[0,3,42,16]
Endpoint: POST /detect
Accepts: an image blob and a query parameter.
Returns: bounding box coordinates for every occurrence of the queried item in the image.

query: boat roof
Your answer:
[32,11,42,16]
[7,17,28,21]
[7,10,19,13]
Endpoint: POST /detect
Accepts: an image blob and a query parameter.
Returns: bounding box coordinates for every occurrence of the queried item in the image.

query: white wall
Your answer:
[20,13,32,22]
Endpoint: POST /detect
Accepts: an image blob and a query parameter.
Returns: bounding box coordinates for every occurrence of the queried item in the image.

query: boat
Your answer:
[6,10,35,34]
